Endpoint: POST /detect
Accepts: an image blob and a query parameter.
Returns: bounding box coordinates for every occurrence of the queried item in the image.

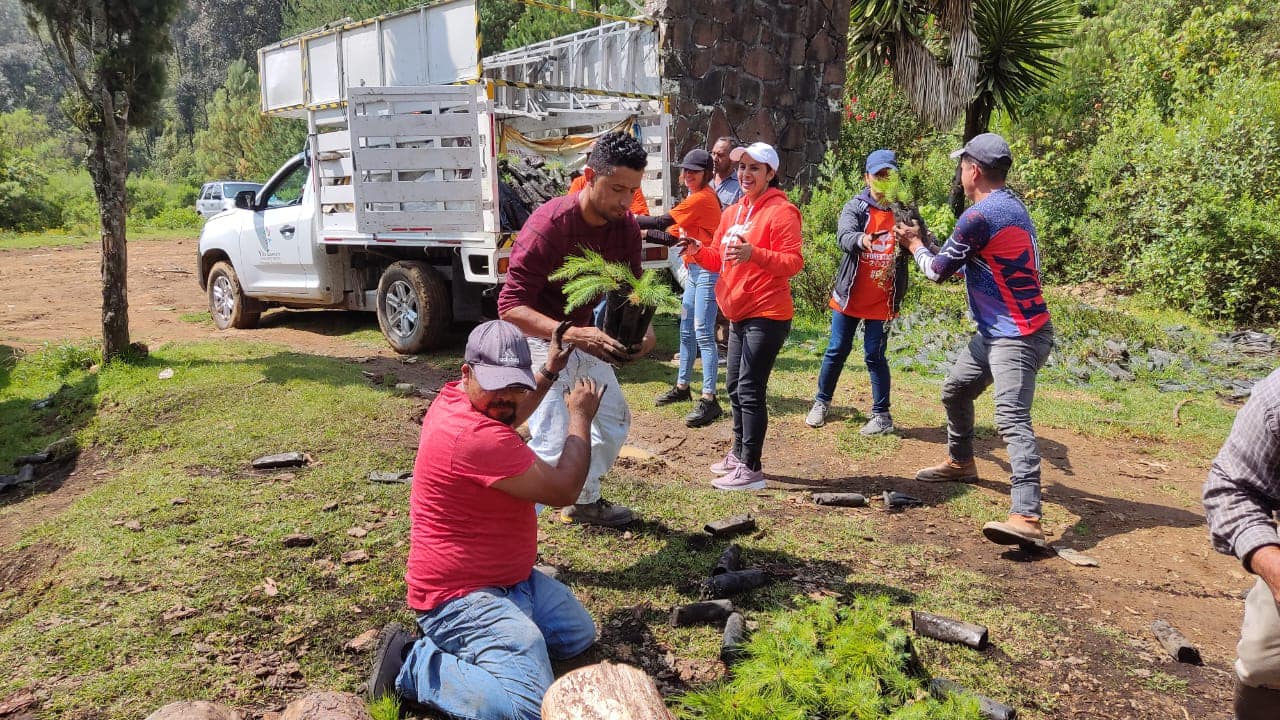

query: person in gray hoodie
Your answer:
[806,149,911,434]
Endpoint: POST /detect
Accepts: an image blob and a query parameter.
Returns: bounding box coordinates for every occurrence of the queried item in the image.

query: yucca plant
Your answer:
[549,250,680,348]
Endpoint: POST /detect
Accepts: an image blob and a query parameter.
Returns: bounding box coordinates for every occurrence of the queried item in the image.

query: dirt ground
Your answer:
[0,238,1250,718]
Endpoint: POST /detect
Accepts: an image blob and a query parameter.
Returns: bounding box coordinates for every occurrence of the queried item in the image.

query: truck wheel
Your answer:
[377,261,450,354]
[208,261,260,330]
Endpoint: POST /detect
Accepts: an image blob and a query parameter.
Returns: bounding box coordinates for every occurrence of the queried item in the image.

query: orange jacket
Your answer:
[669,185,722,266]
[567,175,649,215]
[691,187,803,322]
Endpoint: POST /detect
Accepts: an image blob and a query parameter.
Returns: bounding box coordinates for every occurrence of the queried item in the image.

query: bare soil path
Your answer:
[1,238,1247,718]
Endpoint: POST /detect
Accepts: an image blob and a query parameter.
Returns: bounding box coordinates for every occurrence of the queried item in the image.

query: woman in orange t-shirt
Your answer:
[647,149,725,428]
[805,149,911,436]
[681,142,803,491]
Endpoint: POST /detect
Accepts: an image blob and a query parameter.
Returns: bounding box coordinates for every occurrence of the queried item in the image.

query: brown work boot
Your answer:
[915,458,978,483]
[982,514,1047,548]
[560,498,635,528]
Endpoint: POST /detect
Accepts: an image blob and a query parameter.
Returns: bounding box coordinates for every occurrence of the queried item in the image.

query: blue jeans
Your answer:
[814,311,890,413]
[396,570,596,720]
[677,264,720,396]
[942,324,1055,518]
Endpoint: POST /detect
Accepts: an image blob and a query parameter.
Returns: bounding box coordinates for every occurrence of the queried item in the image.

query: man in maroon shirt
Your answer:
[498,131,657,527]
[365,319,605,720]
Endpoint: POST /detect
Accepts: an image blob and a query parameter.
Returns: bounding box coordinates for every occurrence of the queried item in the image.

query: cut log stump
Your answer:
[541,661,673,719]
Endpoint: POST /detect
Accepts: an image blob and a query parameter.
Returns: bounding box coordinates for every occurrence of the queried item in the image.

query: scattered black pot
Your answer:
[669,599,734,627]
[911,610,989,649]
[812,492,868,507]
[720,612,748,665]
[704,514,756,537]
[702,568,768,599]
[712,544,743,576]
[929,677,1016,720]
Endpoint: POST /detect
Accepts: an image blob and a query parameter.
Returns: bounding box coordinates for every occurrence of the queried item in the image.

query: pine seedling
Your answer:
[629,269,682,314]
[549,249,679,314]
[675,597,985,720]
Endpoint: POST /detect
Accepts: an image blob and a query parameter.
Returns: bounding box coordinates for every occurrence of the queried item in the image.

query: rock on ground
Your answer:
[281,691,372,720]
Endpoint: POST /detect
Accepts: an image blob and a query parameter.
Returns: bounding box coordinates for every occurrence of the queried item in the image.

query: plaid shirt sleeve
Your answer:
[1203,367,1280,569]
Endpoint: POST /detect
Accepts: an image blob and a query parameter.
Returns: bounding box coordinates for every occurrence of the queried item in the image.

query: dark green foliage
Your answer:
[0,111,63,230]
[282,0,421,36]
[21,0,179,131]
[171,0,285,137]
[194,59,308,182]
[501,1,623,52]
[677,597,983,719]
[1014,0,1280,323]
[0,0,60,118]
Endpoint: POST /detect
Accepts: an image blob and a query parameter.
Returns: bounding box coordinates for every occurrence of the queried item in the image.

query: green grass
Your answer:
[0,226,196,251]
[0,280,1262,718]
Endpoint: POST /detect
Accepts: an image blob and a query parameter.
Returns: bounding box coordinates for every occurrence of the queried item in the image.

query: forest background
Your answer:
[1,0,1277,326]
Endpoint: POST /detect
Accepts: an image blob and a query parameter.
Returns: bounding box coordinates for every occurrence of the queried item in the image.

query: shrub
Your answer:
[148,206,203,230]
[836,74,933,180]
[126,175,199,224]
[46,171,99,231]
[791,154,858,320]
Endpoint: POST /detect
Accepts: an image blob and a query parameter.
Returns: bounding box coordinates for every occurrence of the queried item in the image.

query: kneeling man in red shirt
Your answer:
[365,319,603,720]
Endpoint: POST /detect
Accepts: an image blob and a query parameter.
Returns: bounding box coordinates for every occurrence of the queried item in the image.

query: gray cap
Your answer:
[950,133,1012,168]
[464,320,536,391]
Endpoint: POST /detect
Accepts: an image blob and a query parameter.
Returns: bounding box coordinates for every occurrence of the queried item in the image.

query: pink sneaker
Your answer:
[712,463,766,491]
[709,451,741,475]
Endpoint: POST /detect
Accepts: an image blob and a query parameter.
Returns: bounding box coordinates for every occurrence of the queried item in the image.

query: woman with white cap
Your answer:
[679,142,803,490]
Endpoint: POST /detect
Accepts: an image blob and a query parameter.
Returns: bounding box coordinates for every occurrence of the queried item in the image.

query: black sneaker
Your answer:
[364,621,416,702]
[685,397,723,428]
[655,385,692,406]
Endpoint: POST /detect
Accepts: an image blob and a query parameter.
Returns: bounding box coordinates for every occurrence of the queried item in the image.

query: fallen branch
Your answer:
[1173,398,1192,427]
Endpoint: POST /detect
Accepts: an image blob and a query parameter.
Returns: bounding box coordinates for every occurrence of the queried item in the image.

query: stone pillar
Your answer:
[650,0,851,192]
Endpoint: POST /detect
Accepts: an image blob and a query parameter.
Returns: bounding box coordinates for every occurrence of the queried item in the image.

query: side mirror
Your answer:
[234,189,258,210]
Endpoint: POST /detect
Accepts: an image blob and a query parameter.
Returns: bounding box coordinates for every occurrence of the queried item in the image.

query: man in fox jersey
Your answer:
[895,133,1056,548]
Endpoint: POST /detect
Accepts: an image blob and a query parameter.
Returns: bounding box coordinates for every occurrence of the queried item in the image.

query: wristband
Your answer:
[538,366,559,382]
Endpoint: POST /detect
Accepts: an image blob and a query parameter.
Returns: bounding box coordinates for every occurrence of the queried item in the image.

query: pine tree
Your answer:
[20,0,182,359]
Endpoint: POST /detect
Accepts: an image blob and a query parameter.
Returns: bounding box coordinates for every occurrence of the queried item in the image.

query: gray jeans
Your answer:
[942,323,1054,518]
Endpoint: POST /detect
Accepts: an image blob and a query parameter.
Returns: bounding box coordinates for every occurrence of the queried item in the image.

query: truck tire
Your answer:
[207,261,260,330]
[377,261,450,354]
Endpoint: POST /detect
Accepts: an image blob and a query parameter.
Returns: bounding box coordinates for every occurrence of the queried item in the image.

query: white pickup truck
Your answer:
[198,0,671,353]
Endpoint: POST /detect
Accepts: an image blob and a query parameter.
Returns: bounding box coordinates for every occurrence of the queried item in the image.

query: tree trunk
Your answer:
[86,86,131,360]
[948,93,995,217]
[541,662,673,720]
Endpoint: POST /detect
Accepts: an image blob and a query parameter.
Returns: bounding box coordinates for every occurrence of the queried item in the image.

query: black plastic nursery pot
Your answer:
[595,289,656,351]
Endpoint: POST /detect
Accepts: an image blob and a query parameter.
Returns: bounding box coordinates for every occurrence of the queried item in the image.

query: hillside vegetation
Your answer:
[1,0,1276,324]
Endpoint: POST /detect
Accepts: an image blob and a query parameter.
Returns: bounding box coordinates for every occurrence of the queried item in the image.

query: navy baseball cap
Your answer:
[464,320,536,391]
[865,149,898,175]
[950,133,1012,168]
[676,148,713,172]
